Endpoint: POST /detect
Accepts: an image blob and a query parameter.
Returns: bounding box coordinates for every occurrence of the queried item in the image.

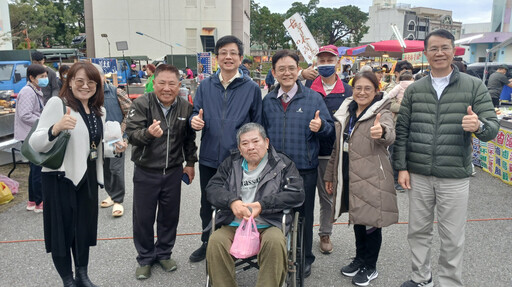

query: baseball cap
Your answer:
[316,45,339,57]
[498,65,509,71]
[130,64,136,68]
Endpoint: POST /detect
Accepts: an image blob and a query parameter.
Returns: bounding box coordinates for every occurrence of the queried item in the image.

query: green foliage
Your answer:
[8,0,85,49]
[250,0,368,50]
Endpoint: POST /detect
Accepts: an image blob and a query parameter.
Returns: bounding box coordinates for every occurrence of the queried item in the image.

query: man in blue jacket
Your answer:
[262,49,334,278]
[189,35,262,262]
[306,45,352,254]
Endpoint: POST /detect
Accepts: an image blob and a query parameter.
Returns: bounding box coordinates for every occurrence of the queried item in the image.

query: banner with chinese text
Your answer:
[473,128,512,185]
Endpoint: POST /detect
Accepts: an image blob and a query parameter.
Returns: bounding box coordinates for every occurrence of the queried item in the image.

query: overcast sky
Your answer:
[254,0,493,24]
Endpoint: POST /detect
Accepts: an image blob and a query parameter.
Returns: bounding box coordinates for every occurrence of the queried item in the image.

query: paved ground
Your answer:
[1,132,512,286]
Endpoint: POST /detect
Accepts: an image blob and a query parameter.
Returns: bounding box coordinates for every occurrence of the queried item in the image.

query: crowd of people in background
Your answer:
[11,28,503,287]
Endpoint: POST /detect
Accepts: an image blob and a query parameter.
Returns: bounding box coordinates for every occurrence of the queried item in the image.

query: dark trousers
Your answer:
[199,164,218,243]
[52,243,89,278]
[354,225,382,269]
[132,165,182,265]
[103,155,125,203]
[28,162,43,204]
[297,168,317,265]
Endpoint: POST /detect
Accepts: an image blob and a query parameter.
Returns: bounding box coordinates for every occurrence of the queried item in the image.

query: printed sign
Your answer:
[197,52,212,74]
[473,128,512,185]
[283,13,319,64]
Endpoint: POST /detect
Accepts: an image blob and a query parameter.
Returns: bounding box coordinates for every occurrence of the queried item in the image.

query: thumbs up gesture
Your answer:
[462,106,480,132]
[309,110,322,132]
[370,113,384,139]
[191,108,205,131]
[148,119,163,138]
[53,107,77,136]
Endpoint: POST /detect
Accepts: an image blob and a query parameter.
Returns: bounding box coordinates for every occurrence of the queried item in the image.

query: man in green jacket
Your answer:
[394,29,499,287]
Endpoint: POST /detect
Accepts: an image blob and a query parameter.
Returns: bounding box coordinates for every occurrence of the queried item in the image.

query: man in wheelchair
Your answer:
[206,122,305,287]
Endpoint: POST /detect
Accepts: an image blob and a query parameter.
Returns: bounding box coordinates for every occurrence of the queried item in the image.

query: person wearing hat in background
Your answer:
[306,44,352,255]
[372,66,387,91]
[487,65,512,107]
[128,64,142,84]
[145,64,157,93]
[31,51,60,104]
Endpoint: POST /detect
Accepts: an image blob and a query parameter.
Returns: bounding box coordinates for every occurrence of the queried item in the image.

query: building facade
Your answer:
[85,0,250,59]
[362,0,462,43]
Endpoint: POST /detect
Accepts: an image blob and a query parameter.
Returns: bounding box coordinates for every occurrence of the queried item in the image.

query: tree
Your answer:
[250,1,290,50]
[308,6,369,46]
[8,0,85,49]
[284,0,319,27]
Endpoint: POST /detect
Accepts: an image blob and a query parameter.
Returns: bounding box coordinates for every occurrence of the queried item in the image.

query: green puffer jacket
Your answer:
[393,67,499,178]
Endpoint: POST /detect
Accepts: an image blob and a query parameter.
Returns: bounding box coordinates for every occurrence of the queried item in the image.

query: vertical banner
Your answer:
[473,128,512,185]
[283,13,319,64]
[197,52,212,75]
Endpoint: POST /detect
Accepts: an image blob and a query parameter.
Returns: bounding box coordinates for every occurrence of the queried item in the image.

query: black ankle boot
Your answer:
[62,274,76,287]
[75,266,98,287]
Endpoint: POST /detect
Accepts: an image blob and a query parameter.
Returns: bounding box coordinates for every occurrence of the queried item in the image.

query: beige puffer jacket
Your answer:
[324,94,398,228]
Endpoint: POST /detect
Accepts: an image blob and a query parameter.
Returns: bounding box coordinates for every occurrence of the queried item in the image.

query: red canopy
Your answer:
[346,40,465,57]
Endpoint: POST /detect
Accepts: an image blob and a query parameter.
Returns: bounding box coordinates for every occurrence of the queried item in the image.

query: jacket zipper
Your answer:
[163,106,173,175]
[219,89,228,163]
[139,146,146,162]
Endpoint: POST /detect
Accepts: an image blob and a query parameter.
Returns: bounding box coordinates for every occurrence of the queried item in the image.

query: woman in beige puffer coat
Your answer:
[324,71,398,287]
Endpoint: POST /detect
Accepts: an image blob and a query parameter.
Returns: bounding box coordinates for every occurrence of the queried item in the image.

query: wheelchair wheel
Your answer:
[286,212,305,287]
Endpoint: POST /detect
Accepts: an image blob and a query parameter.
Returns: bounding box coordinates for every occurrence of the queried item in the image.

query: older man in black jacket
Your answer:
[126,64,197,280]
[206,122,304,287]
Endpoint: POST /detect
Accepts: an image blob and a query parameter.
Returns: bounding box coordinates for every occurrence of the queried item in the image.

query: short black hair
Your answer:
[154,63,180,80]
[395,60,413,73]
[242,58,253,65]
[271,50,299,70]
[31,51,45,62]
[215,35,243,56]
[27,64,47,81]
[424,29,455,49]
[453,61,466,73]
[498,65,509,71]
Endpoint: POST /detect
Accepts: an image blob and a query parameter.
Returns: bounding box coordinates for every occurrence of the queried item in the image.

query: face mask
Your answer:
[38,77,49,87]
[317,64,336,78]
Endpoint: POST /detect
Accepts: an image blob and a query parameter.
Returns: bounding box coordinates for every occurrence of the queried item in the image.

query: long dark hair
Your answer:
[59,62,104,117]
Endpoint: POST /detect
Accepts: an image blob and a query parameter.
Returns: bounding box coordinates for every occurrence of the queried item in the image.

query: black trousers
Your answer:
[199,164,218,243]
[354,225,382,269]
[132,165,182,265]
[297,168,317,266]
[28,162,43,204]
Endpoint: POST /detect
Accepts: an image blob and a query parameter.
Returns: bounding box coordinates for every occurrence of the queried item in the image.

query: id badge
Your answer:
[343,142,349,152]
[89,142,98,160]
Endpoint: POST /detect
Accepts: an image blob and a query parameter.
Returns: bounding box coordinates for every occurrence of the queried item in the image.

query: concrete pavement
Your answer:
[1,143,511,287]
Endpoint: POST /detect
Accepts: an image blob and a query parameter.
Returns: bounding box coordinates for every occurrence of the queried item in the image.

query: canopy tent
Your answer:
[346,40,465,57]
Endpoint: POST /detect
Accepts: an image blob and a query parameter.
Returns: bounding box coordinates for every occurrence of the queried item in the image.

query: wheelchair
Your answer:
[205,207,305,287]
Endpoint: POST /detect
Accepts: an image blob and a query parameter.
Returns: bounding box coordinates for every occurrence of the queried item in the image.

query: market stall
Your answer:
[472,107,512,185]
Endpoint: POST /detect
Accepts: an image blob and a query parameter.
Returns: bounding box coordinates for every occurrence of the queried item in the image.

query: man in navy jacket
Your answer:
[262,49,334,278]
[189,35,262,262]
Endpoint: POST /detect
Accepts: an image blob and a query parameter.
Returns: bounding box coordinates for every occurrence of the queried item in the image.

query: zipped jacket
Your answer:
[262,81,334,170]
[393,66,499,178]
[190,69,262,168]
[126,93,197,172]
[207,145,305,229]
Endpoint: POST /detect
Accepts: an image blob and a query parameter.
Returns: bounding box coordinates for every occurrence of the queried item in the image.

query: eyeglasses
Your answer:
[426,46,453,53]
[275,66,298,74]
[218,50,240,57]
[74,78,97,88]
[353,86,375,93]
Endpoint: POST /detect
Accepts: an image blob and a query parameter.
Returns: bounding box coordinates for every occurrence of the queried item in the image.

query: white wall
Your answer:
[0,0,13,50]
[91,0,233,59]
[362,7,406,43]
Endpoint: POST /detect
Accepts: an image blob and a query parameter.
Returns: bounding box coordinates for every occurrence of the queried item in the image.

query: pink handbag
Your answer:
[230,216,260,259]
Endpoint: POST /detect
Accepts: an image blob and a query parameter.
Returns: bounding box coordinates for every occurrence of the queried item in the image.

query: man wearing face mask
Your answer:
[31,51,60,104]
[306,45,352,254]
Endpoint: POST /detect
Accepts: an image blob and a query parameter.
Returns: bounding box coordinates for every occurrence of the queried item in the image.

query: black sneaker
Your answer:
[352,266,378,286]
[189,242,207,262]
[341,258,364,277]
[400,277,433,287]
